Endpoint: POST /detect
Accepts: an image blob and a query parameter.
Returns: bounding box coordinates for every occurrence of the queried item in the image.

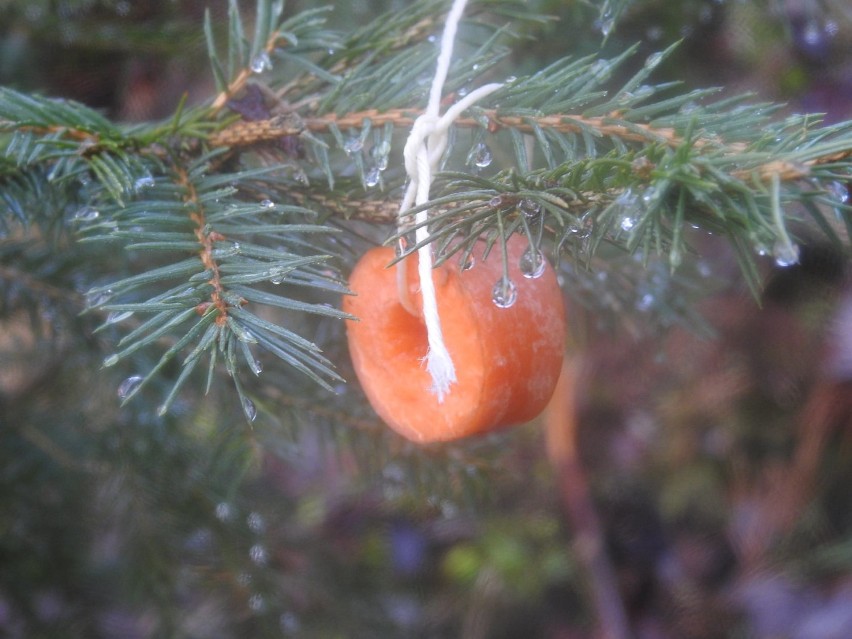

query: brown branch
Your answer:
[210,27,297,114]
[208,107,852,184]
[175,167,236,324]
[546,359,634,639]
[287,190,402,223]
[4,123,101,144]
[208,108,685,149]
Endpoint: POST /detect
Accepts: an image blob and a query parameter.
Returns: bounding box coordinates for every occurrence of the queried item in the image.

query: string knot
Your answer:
[396,0,502,402]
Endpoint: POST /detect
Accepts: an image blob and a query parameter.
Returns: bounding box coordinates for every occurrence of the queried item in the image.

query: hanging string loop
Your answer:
[396,0,502,401]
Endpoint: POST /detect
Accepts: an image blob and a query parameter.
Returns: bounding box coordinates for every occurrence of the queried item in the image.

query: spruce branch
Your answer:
[81,156,349,418]
[3,0,852,419]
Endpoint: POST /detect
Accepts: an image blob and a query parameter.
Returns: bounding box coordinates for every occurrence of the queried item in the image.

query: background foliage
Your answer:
[1,0,851,637]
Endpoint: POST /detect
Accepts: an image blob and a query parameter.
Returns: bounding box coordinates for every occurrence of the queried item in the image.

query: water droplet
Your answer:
[371,140,391,171]
[73,206,99,222]
[156,404,168,417]
[260,199,275,209]
[133,175,155,192]
[827,181,849,204]
[242,397,257,422]
[569,213,593,240]
[644,51,664,70]
[599,17,615,37]
[268,266,286,284]
[215,502,232,521]
[250,51,272,74]
[248,593,265,612]
[773,241,800,267]
[365,166,380,188]
[249,543,268,565]
[343,136,363,156]
[825,20,839,38]
[636,292,655,312]
[614,188,639,232]
[427,34,437,44]
[293,169,309,185]
[247,512,265,534]
[641,186,659,206]
[469,142,493,168]
[520,247,546,279]
[504,75,517,84]
[460,254,475,271]
[86,289,113,308]
[519,198,541,218]
[280,612,301,634]
[106,310,133,325]
[670,246,683,269]
[250,357,263,375]
[755,242,769,256]
[237,572,252,586]
[802,21,822,48]
[118,375,143,400]
[396,232,414,258]
[491,278,518,308]
[103,354,120,367]
[214,243,240,258]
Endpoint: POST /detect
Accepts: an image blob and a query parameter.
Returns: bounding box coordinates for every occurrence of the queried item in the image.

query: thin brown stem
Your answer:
[210,29,292,114]
[175,167,235,324]
[208,108,681,148]
[208,107,852,184]
[546,360,634,639]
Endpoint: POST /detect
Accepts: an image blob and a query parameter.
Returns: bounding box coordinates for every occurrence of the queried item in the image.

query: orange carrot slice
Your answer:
[343,234,566,443]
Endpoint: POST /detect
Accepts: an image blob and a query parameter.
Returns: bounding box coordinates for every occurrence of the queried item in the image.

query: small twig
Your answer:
[545,359,633,639]
[208,108,682,149]
[210,27,294,114]
[208,107,852,184]
[175,167,235,324]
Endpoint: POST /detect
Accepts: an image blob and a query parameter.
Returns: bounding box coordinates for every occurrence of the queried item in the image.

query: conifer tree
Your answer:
[1,0,851,637]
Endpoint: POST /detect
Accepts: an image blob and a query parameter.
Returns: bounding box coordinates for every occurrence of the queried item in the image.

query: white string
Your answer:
[398,0,502,401]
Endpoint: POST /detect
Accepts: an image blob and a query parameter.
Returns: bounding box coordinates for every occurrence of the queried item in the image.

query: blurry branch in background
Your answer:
[546,360,632,639]
[731,286,852,568]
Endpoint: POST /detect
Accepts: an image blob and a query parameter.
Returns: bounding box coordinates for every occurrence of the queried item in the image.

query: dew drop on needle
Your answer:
[520,248,546,279]
[250,52,272,74]
[118,375,143,400]
[242,397,257,422]
[491,278,518,308]
[365,166,380,188]
[773,241,800,267]
[469,142,493,168]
